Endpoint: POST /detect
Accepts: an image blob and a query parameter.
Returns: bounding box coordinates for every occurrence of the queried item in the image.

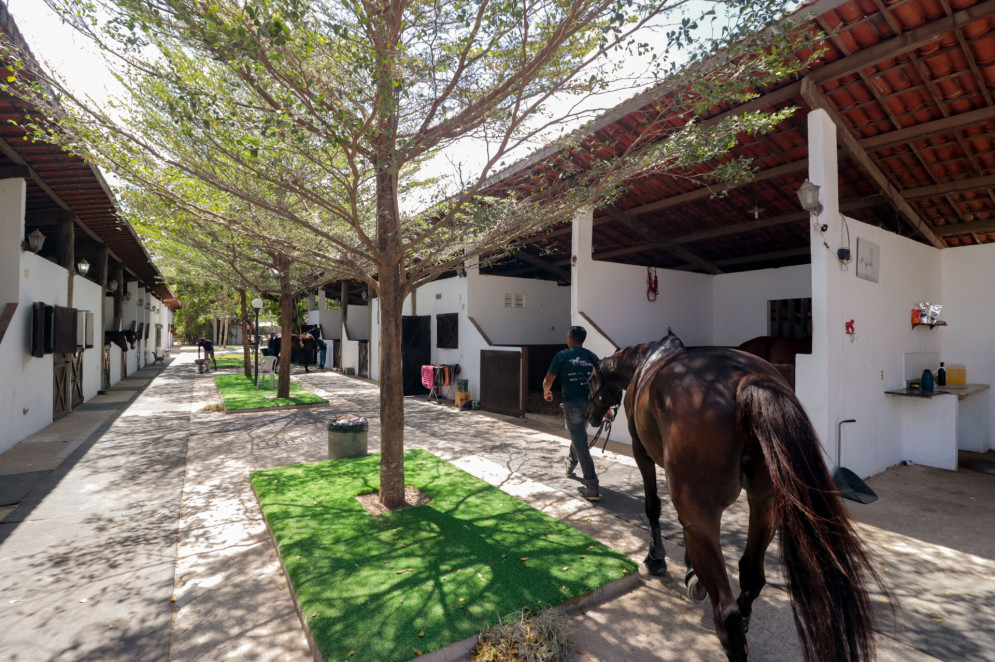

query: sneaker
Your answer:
[578,483,600,501]
[563,456,578,477]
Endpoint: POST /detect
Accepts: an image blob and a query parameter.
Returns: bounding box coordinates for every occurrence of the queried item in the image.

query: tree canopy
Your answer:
[5,0,823,506]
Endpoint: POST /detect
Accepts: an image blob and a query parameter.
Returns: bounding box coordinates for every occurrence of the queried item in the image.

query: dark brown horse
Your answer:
[123,328,138,349]
[736,335,811,364]
[289,333,325,373]
[587,330,884,662]
[105,330,130,352]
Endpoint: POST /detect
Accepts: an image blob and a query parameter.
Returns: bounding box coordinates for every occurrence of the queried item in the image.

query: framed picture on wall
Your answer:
[856,237,880,283]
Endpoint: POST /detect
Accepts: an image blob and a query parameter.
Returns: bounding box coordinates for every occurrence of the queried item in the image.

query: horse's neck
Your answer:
[606,342,658,384]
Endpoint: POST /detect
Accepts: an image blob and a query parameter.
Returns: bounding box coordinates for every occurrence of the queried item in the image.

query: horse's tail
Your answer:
[736,373,885,662]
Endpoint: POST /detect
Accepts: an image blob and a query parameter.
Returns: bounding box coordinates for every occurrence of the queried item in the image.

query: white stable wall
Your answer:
[571,208,714,359]
[941,243,995,453]
[74,275,103,403]
[712,265,812,346]
[0,252,67,455]
[466,274,570,346]
[834,217,942,477]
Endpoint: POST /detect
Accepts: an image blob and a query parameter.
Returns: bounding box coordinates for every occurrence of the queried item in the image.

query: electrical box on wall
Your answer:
[837,247,851,262]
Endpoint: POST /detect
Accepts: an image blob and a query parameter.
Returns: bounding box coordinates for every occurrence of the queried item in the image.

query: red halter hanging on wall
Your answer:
[647,267,658,302]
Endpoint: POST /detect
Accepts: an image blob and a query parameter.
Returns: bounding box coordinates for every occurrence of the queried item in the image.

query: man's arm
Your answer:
[542,373,556,402]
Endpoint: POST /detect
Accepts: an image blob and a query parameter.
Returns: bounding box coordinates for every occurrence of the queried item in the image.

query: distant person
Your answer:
[268,332,280,360]
[543,326,600,501]
[317,336,328,369]
[198,337,217,369]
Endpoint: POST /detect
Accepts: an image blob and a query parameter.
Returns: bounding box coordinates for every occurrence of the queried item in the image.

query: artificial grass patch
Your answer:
[250,449,637,662]
[213,373,327,410]
[210,355,250,369]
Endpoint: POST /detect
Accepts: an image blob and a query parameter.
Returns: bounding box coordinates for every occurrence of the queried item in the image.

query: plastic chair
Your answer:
[258,356,277,389]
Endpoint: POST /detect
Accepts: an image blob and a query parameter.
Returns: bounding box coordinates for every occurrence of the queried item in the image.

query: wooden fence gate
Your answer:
[71,351,84,409]
[479,349,525,418]
[53,354,70,420]
[358,341,369,377]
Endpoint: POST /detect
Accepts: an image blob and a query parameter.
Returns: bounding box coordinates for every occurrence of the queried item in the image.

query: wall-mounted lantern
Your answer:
[107,278,118,293]
[22,228,45,254]
[76,258,90,276]
[796,179,823,215]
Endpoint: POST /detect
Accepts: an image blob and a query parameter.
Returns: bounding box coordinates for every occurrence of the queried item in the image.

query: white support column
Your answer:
[796,108,845,465]
[0,178,27,306]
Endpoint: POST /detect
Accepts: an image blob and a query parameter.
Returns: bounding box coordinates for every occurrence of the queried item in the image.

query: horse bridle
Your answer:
[588,363,621,451]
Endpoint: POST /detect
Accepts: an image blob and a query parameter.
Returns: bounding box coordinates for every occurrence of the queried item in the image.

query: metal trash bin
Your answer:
[328,415,368,459]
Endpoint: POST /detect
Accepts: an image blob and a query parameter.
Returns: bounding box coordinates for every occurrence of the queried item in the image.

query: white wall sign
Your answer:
[856,237,880,283]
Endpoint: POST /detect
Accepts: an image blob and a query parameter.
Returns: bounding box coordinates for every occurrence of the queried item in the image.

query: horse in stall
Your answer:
[123,328,138,349]
[289,333,325,373]
[587,330,885,662]
[105,330,130,352]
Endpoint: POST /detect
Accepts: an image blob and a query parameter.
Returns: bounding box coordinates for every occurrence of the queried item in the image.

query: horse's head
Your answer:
[123,329,137,349]
[105,330,128,352]
[587,358,623,427]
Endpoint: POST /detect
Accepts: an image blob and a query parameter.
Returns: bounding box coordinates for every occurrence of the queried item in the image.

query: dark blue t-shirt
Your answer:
[547,347,598,403]
[199,339,214,353]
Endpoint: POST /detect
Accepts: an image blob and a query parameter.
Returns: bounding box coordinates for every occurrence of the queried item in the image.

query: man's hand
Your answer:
[544,391,553,402]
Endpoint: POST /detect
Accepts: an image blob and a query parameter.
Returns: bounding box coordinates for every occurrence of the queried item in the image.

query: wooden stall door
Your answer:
[358,341,369,378]
[401,315,431,395]
[479,350,523,418]
[71,351,84,409]
[53,354,70,420]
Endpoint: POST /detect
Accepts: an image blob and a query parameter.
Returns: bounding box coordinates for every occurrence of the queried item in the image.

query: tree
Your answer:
[7,0,821,507]
[122,181,335,395]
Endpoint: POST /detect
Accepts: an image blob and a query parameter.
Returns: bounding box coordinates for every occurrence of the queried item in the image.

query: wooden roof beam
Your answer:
[860,106,995,151]
[809,0,995,85]
[623,158,811,217]
[901,174,995,200]
[601,207,723,274]
[801,77,945,249]
[933,219,995,237]
[512,251,572,281]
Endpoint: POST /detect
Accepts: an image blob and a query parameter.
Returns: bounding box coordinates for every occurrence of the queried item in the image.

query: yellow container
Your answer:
[947,363,966,385]
[455,391,472,408]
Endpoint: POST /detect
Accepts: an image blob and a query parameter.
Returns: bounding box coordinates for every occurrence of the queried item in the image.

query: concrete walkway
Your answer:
[1,349,993,661]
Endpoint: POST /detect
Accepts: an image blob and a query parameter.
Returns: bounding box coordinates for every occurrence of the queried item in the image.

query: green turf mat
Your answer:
[251,449,637,662]
[210,355,250,369]
[213,374,327,410]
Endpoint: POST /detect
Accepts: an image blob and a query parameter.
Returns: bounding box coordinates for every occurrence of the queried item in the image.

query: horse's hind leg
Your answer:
[682,510,747,661]
[632,436,667,575]
[736,488,776,633]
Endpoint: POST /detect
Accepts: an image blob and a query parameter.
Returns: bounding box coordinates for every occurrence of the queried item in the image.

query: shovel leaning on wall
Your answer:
[833,419,878,504]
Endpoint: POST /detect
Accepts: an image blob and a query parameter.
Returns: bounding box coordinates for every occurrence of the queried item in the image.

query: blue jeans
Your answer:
[563,402,597,484]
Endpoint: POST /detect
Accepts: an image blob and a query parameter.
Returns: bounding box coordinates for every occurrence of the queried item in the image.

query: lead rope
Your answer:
[588,404,620,452]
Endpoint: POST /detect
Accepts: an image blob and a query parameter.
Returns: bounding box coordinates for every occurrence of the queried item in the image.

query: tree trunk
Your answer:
[378,262,405,508]
[277,261,293,399]
[240,291,251,379]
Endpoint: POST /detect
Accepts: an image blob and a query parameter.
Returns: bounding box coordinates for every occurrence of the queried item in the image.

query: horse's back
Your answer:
[632,347,785,503]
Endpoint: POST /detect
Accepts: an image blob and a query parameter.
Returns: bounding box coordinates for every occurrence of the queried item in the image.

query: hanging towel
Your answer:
[421,365,436,390]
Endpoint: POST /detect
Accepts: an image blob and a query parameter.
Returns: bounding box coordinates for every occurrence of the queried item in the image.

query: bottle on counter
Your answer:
[937,362,946,386]
[921,368,935,391]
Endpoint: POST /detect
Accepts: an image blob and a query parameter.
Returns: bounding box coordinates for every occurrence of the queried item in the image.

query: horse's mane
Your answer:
[601,329,685,388]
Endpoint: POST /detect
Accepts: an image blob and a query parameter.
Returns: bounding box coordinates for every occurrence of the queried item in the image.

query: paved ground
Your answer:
[1,348,993,661]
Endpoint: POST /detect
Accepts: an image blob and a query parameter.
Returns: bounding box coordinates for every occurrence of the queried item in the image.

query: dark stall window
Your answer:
[436,313,459,349]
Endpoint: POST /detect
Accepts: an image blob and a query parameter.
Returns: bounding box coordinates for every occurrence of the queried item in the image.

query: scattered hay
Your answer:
[471,608,572,662]
[199,402,224,412]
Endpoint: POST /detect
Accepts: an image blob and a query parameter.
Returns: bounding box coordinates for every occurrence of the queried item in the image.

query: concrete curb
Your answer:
[223,402,329,415]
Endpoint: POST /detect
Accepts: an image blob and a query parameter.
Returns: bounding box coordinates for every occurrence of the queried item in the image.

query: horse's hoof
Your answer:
[743,613,752,634]
[644,556,668,575]
[686,574,708,602]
